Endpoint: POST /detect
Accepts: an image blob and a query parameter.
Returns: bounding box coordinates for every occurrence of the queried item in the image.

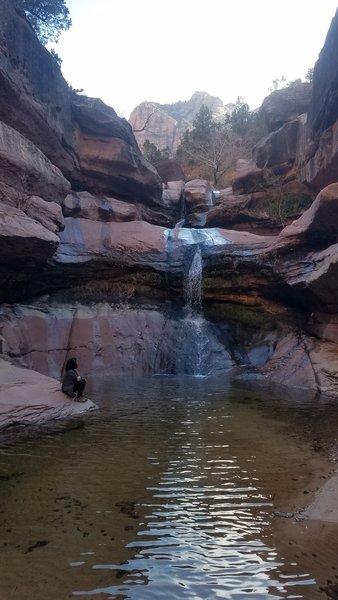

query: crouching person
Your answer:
[62,357,86,401]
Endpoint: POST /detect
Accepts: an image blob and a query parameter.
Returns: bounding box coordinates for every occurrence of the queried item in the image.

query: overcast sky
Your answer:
[55,1,338,119]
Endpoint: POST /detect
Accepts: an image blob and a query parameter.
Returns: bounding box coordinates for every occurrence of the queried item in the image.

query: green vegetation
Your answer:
[16,0,71,44]
[176,99,266,187]
[267,194,312,225]
[142,140,170,165]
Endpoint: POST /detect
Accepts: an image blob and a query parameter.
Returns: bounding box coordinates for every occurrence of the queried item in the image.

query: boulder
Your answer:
[162,180,185,208]
[261,82,312,132]
[269,183,338,253]
[155,159,186,183]
[0,201,59,262]
[232,159,265,194]
[298,119,338,192]
[253,119,300,170]
[71,96,163,202]
[184,179,214,212]
[262,331,338,397]
[205,188,282,234]
[24,196,64,233]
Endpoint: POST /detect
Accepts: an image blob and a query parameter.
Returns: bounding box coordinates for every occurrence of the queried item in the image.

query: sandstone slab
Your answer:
[0,359,96,430]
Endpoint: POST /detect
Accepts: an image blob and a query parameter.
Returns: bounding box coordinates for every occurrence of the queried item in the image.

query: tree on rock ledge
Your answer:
[16,0,71,44]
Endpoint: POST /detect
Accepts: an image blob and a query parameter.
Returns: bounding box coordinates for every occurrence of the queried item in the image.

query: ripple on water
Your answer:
[1,375,338,600]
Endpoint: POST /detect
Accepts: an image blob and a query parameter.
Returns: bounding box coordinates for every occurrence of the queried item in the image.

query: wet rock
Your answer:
[273,511,295,518]
[25,540,49,553]
[62,191,141,223]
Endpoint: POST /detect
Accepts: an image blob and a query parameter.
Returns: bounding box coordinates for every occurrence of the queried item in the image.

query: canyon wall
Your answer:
[1,0,338,418]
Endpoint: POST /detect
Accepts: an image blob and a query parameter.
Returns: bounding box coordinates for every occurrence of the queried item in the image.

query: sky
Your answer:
[55,0,338,119]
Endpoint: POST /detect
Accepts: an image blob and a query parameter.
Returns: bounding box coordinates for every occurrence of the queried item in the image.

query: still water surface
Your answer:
[1,375,338,599]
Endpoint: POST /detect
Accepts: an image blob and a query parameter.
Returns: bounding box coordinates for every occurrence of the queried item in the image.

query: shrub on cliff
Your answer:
[16,0,71,44]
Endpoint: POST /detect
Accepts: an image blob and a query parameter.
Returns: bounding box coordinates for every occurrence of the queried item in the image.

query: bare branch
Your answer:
[132,109,158,133]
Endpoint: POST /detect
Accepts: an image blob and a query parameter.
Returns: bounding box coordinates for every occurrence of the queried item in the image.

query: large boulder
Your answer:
[0,202,59,262]
[269,183,338,253]
[70,96,163,202]
[261,82,312,132]
[155,159,186,183]
[205,188,283,234]
[253,119,300,170]
[232,159,265,194]
[297,118,338,192]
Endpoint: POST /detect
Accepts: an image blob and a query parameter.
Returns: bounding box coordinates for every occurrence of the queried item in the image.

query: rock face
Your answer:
[129,92,233,155]
[0,0,162,204]
[2,0,338,424]
[307,8,338,138]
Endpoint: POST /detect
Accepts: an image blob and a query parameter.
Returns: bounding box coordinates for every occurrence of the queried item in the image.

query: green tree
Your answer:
[190,105,215,145]
[305,67,314,83]
[227,97,255,136]
[16,0,71,44]
[142,140,169,165]
[177,106,240,186]
[176,102,264,187]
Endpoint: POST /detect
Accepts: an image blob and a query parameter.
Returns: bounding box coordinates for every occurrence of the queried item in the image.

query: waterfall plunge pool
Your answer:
[0,374,338,600]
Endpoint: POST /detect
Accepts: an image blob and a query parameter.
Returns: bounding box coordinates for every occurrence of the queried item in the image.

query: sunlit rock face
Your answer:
[0,0,162,204]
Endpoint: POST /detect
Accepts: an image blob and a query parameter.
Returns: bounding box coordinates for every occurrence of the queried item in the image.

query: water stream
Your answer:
[1,375,338,600]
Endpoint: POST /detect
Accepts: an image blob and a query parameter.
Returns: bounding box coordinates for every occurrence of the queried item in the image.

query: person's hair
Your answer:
[65,357,78,371]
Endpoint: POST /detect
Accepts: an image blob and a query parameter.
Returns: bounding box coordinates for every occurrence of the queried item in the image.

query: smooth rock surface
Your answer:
[0,359,96,429]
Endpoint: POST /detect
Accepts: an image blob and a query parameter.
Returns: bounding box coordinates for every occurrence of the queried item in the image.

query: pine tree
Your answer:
[16,0,71,44]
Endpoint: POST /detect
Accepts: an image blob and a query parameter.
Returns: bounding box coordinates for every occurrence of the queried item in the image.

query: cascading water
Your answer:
[181,244,211,377]
[184,245,202,312]
[164,224,232,377]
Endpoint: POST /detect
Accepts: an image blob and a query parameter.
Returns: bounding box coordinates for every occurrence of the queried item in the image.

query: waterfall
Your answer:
[163,225,232,377]
[184,245,202,314]
[182,245,208,376]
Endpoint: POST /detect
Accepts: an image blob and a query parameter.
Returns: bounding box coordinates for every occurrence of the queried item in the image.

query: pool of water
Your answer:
[0,375,338,599]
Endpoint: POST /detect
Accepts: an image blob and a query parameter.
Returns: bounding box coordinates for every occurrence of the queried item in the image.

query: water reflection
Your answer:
[0,376,337,599]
